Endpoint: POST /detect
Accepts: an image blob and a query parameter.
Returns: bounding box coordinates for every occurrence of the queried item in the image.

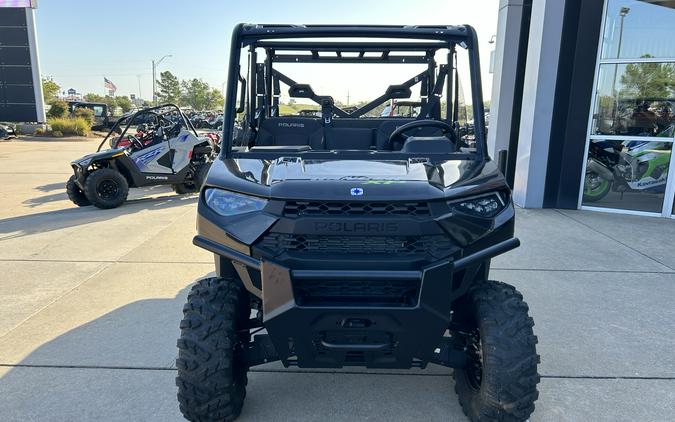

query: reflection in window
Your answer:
[601,0,675,60]
[592,63,675,136]
[583,139,671,212]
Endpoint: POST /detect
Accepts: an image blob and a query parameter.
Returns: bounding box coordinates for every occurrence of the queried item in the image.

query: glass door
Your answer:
[580,0,675,217]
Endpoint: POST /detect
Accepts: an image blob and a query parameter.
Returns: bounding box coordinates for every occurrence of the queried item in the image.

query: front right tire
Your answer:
[66,175,90,207]
[177,277,250,422]
[453,280,540,422]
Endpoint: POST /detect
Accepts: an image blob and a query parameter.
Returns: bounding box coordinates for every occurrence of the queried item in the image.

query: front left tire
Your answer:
[83,168,129,209]
[177,277,250,422]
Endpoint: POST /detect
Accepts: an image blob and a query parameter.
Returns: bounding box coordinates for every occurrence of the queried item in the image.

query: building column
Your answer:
[511,0,567,207]
[488,0,526,157]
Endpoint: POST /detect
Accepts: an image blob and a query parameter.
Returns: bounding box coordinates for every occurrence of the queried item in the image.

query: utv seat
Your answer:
[256,117,324,149]
[325,127,376,150]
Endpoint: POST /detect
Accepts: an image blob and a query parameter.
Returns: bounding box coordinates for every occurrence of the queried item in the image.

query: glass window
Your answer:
[601,0,675,60]
[591,63,675,136]
[582,139,672,212]
[92,106,104,117]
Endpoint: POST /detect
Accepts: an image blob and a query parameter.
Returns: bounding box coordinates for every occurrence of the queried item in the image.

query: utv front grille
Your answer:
[294,279,420,307]
[283,201,431,217]
[257,234,454,257]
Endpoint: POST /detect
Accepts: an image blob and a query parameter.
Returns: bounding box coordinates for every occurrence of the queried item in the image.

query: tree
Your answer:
[206,88,224,110]
[42,78,60,104]
[157,71,181,104]
[46,99,68,118]
[84,93,105,103]
[620,57,675,99]
[115,96,133,112]
[83,93,117,113]
[181,78,212,110]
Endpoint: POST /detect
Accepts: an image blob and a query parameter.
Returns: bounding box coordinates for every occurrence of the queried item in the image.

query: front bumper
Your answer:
[193,235,519,368]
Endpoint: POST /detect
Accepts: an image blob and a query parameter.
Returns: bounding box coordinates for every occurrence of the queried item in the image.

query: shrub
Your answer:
[46,100,68,119]
[72,107,95,127]
[48,117,91,137]
[34,127,45,136]
[51,130,64,137]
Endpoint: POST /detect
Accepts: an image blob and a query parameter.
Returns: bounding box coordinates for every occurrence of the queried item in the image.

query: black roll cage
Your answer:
[221,24,488,160]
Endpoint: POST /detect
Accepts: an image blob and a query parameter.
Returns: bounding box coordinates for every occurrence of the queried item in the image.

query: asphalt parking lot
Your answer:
[1,138,674,421]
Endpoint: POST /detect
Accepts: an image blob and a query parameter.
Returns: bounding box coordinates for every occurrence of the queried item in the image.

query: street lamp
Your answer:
[152,54,172,105]
[610,7,630,128]
[611,7,630,95]
[617,7,630,59]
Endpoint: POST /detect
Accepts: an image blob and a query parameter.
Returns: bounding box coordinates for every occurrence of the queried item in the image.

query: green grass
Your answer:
[278,103,320,115]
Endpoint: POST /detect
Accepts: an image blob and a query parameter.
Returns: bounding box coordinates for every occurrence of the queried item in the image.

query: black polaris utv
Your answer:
[176,24,540,422]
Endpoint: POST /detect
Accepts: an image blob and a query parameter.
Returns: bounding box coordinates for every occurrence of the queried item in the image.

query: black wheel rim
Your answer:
[465,328,483,390]
[97,179,119,200]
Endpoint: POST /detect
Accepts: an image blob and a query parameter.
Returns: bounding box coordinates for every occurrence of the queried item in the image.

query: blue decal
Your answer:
[350,187,364,196]
[134,147,164,166]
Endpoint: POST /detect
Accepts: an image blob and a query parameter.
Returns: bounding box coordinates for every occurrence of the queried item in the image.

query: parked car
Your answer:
[67,102,111,130]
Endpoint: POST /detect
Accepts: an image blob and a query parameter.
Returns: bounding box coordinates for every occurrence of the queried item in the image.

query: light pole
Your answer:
[617,7,630,59]
[609,7,630,127]
[611,7,630,95]
[152,54,172,105]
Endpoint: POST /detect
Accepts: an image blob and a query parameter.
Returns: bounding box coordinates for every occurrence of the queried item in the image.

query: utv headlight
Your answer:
[450,193,506,218]
[204,188,268,216]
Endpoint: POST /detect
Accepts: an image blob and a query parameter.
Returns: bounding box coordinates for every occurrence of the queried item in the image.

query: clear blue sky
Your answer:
[35,0,499,101]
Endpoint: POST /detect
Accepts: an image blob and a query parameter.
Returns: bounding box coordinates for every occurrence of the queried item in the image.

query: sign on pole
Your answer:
[0,1,45,122]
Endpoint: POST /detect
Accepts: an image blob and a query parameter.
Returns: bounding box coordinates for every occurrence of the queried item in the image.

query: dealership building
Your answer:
[490,0,675,218]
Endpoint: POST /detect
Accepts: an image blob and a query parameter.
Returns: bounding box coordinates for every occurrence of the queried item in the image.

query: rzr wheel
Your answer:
[172,162,211,195]
[177,277,250,422]
[453,280,540,422]
[66,175,90,206]
[83,168,129,209]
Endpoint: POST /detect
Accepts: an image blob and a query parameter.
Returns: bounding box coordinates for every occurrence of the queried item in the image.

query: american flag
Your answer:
[104,77,117,95]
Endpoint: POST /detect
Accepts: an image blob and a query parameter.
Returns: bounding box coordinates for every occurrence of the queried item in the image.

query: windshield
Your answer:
[222,25,486,160]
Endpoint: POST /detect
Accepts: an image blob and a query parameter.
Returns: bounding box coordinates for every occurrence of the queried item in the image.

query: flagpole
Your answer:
[152,54,172,106]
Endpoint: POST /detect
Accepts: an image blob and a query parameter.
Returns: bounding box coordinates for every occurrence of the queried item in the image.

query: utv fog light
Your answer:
[451,193,506,218]
[204,188,268,216]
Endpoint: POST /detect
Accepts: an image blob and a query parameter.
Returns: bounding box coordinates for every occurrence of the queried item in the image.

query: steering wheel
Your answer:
[128,135,145,151]
[387,119,453,150]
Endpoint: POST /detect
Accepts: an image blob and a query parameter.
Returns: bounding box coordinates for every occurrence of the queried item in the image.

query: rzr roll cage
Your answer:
[98,103,197,152]
[221,24,488,160]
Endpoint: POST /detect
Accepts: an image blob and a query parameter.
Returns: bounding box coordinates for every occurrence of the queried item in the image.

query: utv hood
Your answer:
[71,147,126,167]
[206,157,506,201]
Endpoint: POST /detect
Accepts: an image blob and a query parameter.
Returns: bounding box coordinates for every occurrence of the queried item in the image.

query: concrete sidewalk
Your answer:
[1,139,674,421]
